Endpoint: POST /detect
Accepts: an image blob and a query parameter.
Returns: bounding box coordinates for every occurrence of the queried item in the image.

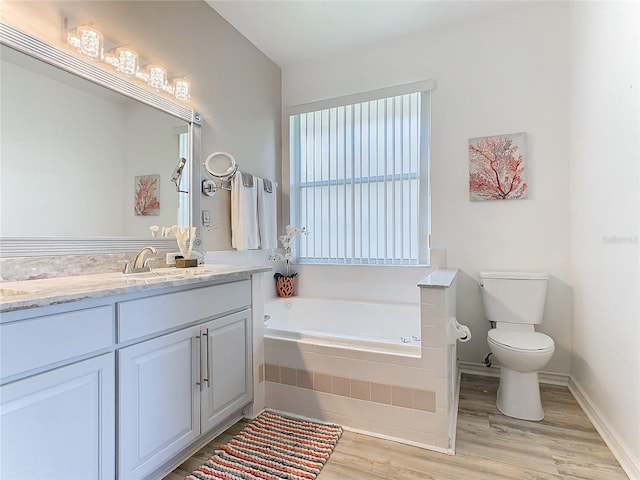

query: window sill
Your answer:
[296,261,431,269]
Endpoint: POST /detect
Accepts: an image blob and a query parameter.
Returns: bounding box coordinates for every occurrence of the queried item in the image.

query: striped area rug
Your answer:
[185,411,343,480]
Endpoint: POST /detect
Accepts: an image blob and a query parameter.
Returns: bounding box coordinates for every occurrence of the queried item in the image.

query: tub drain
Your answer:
[284,300,293,309]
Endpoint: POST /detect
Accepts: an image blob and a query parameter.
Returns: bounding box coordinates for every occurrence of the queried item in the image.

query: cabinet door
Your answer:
[118,326,200,480]
[0,353,115,480]
[201,310,253,433]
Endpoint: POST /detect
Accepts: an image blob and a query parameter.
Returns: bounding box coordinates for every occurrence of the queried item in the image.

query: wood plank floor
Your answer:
[163,374,628,480]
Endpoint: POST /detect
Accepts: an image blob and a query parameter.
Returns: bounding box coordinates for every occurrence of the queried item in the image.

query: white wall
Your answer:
[1,56,126,236]
[121,102,186,235]
[283,2,572,374]
[569,1,640,475]
[1,0,282,250]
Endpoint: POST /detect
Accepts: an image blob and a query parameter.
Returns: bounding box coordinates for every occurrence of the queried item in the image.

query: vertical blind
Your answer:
[177,131,190,227]
[290,91,424,265]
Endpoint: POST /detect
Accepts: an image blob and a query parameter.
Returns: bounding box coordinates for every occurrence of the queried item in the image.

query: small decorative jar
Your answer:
[275,273,296,298]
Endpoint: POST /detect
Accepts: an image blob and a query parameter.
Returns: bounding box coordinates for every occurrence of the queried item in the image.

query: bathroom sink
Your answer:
[165,268,210,276]
[121,269,195,283]
[122,266,213,279]
[0,288,34,297]
[123,269,190,279]
[123,271,166,279]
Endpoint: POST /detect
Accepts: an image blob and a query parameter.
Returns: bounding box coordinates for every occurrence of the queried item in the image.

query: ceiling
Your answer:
[206,0,538,68]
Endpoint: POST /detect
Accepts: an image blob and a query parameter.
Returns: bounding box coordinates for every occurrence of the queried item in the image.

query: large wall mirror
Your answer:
[0,23,202,257]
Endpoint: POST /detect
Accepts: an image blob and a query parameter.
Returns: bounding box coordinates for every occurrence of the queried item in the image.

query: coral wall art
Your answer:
[134,174,160,215]
[469,132,528,201]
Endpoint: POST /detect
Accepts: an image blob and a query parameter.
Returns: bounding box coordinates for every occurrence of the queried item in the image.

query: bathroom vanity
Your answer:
[0,20,271,480]
[0,266,269,480]
[0,22,272,480]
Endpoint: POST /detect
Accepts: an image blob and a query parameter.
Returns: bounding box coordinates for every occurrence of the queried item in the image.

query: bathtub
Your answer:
[264,297,421,356]
[262,271,459,454]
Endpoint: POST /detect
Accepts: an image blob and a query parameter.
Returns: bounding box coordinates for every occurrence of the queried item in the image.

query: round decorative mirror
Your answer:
[204,151,237,180]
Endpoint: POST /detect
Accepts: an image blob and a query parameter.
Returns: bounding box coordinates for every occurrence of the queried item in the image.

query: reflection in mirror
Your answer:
[0,44,190,238]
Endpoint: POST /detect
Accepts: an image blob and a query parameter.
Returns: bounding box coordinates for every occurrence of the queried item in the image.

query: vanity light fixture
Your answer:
[66,22,191,103]
[172,78,191,102]
[146,64,167,91]
[67,24,103,59]
[104,46,139,76]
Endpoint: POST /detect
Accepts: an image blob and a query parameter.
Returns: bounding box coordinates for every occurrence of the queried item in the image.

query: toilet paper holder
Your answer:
[448,317,472,345]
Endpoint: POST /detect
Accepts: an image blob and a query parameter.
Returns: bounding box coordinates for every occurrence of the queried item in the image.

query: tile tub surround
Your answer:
[264,269,459,454]
[264,363,436,412]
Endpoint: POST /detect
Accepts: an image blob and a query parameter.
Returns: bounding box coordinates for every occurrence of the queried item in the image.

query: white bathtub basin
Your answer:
[265,296,421,356]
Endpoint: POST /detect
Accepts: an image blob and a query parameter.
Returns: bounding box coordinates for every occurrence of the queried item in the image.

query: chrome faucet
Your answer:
[123,246,158,274]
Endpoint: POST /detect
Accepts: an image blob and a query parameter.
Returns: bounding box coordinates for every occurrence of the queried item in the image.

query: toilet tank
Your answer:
[479,271,549,325]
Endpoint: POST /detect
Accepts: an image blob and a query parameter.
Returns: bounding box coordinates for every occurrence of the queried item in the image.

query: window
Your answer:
[177,130,190,227]
[288,81,432,265]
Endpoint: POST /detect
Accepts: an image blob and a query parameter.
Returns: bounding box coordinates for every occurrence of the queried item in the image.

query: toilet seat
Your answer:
[488,329,554,353]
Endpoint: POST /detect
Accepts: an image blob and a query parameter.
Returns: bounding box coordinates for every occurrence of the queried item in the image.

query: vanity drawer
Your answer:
[0,305,114,380]
[117,280,251,343]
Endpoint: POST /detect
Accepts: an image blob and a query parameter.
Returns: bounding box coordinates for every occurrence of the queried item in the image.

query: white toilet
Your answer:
[480,271,555,421]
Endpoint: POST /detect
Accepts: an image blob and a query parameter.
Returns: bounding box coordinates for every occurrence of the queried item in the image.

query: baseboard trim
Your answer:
[459,361,570,386]
[568,376,640,480]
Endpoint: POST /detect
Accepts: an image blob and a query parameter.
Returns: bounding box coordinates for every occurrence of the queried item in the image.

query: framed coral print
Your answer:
[134,174,160,215]
[469,132,527,201]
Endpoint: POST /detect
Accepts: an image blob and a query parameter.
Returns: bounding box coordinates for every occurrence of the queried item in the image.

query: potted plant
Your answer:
[270,225,308,297]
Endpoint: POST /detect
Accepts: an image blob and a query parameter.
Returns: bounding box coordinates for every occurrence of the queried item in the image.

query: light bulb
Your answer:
[67,24,103,59]
[147,65,167,91]
[172,78,190,102]
[115,47,139,76]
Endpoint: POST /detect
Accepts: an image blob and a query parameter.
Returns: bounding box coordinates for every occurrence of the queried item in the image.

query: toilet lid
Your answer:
[488,329,554,352]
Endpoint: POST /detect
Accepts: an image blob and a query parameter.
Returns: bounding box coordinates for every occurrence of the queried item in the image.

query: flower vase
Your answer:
[275,275,296,298]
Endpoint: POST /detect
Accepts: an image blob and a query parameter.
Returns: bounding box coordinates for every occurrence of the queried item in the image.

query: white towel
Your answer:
[256,177,277,250]
[231,170,259,250]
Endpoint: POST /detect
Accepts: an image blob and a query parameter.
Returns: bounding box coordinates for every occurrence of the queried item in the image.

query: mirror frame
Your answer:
[0,22,202,257]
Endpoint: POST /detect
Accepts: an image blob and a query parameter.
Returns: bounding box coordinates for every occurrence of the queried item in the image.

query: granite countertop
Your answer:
[0,265,271,313]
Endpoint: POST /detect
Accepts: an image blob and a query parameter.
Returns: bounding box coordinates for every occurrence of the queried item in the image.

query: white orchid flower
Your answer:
[270,225,308,276]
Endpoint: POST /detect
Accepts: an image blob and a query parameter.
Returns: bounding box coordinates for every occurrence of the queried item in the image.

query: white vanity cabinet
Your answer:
[0,305,116,480]
[201,309,253,433]
[0,267,263,480]
[117,324,201,480]
[116,280,253,480]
